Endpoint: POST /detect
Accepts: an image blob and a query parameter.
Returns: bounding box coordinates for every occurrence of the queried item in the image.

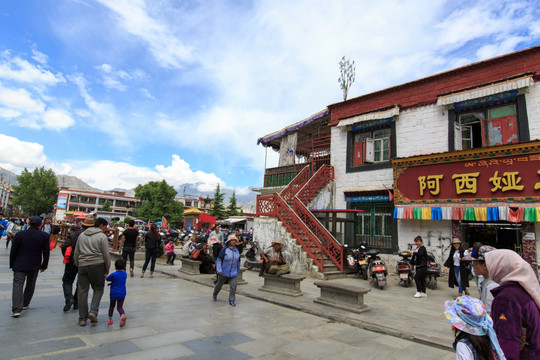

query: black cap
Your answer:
[29,216,42,226]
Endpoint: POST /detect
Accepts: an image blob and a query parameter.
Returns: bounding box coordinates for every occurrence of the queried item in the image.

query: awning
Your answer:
[337,106,399,128]
[436,75,533,106]
[183,208,203,216]
[257,109,329,146]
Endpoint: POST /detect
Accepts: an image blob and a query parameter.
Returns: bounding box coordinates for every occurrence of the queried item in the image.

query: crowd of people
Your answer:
[5,215,540,359]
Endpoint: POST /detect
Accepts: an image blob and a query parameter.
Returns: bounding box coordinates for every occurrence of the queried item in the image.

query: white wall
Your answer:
[526,84,540,140]
[395,104,449,158]
[397,219,453,263]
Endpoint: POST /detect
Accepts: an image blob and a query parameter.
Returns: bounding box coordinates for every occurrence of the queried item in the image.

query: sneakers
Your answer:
[212,296,217,301]
[120,315,127,327]
[149,272,153,278]
[88,313,98,323]
[140,272,144,278]
[78,320,87,326]
[464,290,470,296]
[11,312,21,318]
[63,299,75,312]
[107,319,113,325]
[413,292,422,298]
[130,269,134,277]
[22,306,29,310]
[422,292,427,298]
[229,301,236,307]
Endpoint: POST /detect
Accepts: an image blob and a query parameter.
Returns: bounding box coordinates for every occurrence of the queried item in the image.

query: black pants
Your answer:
[12,270,39,313]
[62,263,78,305]
[166,252,176,264]
[122,247,136,270]
[142,248,156,272]
[415,266,427,293]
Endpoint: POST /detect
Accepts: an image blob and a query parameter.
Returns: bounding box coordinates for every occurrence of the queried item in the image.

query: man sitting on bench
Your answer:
[260,239,290,276]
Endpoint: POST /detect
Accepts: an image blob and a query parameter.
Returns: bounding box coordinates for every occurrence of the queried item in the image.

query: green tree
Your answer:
[226,191,241,217]
[209,184,226,220]
[133,180,184,223]
[123,216,133,225]
[12,167,59,216]
[102,199,112,212]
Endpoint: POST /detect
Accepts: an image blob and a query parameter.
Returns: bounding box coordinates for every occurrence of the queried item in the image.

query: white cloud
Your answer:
[0,134,48,172]
[96,0,193,69]
[31,49,49,65]
[42,108,75,130]
[0,86,45,113]
[155,154,224,191]
[0,51,65,86]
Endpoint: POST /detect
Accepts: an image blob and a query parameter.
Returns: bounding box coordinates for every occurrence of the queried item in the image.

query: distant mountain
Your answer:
[0,167,258,208]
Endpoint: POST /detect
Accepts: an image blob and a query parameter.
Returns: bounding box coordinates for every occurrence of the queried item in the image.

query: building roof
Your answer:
[257,109,329,150]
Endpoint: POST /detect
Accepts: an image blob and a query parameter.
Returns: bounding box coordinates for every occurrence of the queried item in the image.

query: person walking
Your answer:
[463,245,498,315]
[61,221,87,312]
[485,249,540,360]
[140,224,159,278]
[444,238,470,299]
[6,218,22,249]
[409,235,428,298]
[106,258,127,327]
[213,235,241,306]
[73,217,111,326]
[10,216,50,317]
[444,295,506,360]
[120,220,139,277]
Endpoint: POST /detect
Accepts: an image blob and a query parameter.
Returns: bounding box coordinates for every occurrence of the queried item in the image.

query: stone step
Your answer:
[323,271,348,280]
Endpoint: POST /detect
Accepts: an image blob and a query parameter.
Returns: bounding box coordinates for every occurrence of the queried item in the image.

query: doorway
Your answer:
[460,222,521,253]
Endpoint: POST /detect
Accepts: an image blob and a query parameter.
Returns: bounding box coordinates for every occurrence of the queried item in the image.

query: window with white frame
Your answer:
[351,128,391,166]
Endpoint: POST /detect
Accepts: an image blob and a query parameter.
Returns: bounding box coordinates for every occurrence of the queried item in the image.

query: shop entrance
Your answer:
[461,222,521,253]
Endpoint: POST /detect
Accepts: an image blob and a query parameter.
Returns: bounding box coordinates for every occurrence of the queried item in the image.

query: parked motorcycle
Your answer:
[365,249,388,289]
[426,252,441,289]
[396,251,414,287]
[354,244,369,280]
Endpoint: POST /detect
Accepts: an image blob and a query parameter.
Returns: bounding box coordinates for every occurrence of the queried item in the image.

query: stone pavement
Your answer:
[1,248,458,359]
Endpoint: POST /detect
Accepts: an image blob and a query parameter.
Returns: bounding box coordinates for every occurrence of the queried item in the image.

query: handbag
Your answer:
[190,248,201,259]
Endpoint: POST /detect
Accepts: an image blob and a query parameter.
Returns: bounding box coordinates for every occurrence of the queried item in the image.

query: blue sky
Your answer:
[0,0,539,196]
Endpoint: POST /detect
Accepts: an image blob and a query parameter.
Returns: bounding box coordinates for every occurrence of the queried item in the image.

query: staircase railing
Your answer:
[292,198,343,271]
[280,165,310,203]
[255,165,343,272]
[296,164,334,205]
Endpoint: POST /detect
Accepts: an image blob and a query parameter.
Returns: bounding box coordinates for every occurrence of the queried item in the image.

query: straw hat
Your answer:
[81,217,95,227]
[451,238,461,244]
[272,239,283,245]
[226,235,237,243]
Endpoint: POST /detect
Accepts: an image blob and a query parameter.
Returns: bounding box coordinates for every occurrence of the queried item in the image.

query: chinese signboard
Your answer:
[393,141,540,203]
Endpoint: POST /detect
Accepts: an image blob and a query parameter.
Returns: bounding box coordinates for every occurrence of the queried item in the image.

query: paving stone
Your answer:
[44,340,140,360]
[3,336,86,358]
[180,346,252,360]
[182,332,254,353]
[107,343,195,360]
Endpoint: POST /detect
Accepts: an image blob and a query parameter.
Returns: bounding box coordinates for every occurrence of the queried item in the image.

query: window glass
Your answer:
[457,105,517,149]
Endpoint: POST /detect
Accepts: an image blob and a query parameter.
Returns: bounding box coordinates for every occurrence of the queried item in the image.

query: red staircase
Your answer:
[256,165,343,272]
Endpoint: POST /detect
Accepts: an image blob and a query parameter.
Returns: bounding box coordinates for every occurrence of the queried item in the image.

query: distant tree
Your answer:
[102,199,112,212]
[11,167,58,216]
[226,191,242,217]
[209,184,227,220]
[133,180,184,223]
[123,216,133,225]
[338,56,356,101]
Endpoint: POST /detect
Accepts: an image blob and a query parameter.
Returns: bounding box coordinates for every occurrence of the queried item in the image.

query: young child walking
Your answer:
[106,258,127,327]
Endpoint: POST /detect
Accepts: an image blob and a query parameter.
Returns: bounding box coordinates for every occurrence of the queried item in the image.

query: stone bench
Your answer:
[212,268,247,285]
[259,273,306,297]
[313,281,371,313]
[178,258,202,275]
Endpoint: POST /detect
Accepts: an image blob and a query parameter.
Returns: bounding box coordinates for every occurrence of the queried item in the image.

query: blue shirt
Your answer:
[106,270,127,300]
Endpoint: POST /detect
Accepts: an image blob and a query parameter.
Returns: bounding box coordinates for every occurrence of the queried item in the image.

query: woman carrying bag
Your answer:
[140,224,160,278]
[212,235,241,306]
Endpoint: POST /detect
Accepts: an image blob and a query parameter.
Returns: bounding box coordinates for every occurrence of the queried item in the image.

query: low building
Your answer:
[54,188,139,222]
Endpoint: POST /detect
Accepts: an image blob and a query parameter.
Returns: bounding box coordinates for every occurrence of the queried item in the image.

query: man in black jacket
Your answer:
[10,216,50,317]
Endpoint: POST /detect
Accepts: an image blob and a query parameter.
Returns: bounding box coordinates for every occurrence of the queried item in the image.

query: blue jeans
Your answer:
[454,267,466,294]
[142,248,156,272]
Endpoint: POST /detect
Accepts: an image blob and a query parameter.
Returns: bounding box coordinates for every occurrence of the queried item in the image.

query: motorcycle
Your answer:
[354,244,368,280]
[426,252,441,289]
[365,249,388,289]
[244,241,262,270]
[396,251,414,287]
